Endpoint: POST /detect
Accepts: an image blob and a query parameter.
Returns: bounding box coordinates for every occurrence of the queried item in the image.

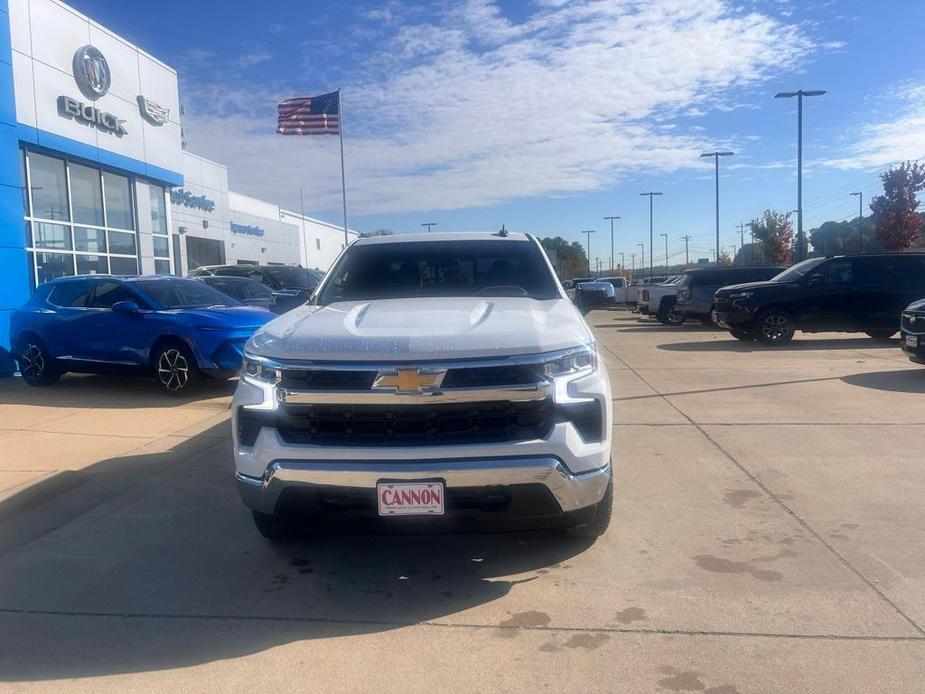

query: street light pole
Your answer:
[775,89,826,261]
[700,151,734,264]
[637,243,645,276]
[660,233,668,270]
[618,252,625,274]
[421,222,438,233]
[681,235,691,265]
[640,192,663,281]
[851,192,863,254]
[581,230,596,275]
[603,216,621,274]
[630,253,636,274]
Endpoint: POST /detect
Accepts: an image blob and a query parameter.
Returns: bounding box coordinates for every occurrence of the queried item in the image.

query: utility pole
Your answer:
[421,222,437,233]
[581,230,596,275]
[738,222,747,264]
[603,216,621,274]
[637,243,645,276]
[700,151,734,263]
[851,192,863,254]
[660,233,668,270]
[630,253,636,275]
[681,235,691,265]
[775,89,827,261]
[618,252,625,275]
[640,192,663,281]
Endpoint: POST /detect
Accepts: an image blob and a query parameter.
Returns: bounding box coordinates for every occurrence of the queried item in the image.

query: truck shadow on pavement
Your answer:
[1,372,237,409]
[841,369,925,393]
[657,337,900,352]
[0,422,592,681]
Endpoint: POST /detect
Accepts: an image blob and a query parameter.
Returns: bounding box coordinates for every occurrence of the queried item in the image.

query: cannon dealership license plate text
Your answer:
[377,481,445,516]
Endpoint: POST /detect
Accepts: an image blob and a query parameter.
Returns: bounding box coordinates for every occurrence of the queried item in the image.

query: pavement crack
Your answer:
[601,341,925,638]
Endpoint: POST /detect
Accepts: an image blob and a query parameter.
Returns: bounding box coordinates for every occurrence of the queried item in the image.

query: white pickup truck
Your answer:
[233,232,613,539]
[636,276,683,324]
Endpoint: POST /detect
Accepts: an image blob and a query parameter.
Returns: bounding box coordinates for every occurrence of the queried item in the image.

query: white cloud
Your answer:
[181,0,816,215]
[823,83,925,170]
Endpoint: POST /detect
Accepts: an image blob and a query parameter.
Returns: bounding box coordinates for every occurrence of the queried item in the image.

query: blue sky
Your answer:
[69,0,925,268]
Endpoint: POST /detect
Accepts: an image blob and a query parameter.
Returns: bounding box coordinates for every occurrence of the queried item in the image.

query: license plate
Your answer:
[377,481,445,516]
[711,311,718,323]
[905,334,919,348]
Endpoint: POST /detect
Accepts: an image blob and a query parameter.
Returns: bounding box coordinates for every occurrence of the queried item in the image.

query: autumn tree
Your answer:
[750,210,794,264]
[869,161,925,251]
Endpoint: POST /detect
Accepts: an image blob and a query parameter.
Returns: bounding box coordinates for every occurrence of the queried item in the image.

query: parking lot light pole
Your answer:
[630,253,636,274]
[618,252,625,274]
[700,151,734,264]
[604,216,621,274]
[581,230,596,275]
[775,89,826,262]
[421,222,437,233]
[637,243,645,275]
[851,192,863,254]
[660,233,668,270]
[640,192,662,281]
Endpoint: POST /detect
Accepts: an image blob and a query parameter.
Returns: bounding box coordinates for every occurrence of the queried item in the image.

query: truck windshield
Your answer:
[771,258,826,283]
[317,240,559,304]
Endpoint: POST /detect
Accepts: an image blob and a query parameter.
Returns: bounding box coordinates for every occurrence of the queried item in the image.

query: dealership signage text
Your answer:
[57,96,127,136]
[171,189,216,212]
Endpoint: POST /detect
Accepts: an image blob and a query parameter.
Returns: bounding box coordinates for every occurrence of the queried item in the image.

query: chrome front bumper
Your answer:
[236,457,611,516]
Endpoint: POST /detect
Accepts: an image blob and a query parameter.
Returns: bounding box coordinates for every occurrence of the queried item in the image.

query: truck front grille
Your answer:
[277,363,540,391]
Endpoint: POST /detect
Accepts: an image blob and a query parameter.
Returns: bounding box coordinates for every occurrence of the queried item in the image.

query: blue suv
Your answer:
[11,276,275,395]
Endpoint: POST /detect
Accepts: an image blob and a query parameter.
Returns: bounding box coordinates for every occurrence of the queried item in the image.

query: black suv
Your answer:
[189,265,324,313]
[900,298,925,364]
[713,253,925,344]
[675,266,781,323]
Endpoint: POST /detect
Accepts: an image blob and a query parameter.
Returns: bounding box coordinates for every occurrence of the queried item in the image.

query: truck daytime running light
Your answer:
[242,355,280,384]
[542,346,598,379]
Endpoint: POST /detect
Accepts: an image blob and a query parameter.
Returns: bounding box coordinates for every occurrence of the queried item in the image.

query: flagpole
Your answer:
[299,187,307,267]
[337,89,348,246]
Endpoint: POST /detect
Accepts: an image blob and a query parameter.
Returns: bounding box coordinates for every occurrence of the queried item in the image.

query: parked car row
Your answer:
[625,253,925,365]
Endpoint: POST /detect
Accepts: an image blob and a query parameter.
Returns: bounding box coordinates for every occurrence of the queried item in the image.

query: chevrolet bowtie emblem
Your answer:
[372,368,447,394]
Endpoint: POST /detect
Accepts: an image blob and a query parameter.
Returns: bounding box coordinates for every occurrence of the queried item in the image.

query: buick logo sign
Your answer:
[73,45,111,99]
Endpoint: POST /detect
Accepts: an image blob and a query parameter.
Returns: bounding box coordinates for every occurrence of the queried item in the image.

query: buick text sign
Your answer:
[57,96,127,136]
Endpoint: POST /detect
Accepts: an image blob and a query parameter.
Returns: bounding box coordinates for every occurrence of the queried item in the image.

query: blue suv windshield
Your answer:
[133,279,243,309]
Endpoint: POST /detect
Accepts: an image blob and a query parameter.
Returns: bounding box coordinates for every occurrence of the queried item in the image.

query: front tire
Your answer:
[18,340,61,386]
[865,329,897,340]
[754,308,795,344]
[153,342,201,395]
[729,329,753,341]
[252,510,289,540]
[567,477,613,540]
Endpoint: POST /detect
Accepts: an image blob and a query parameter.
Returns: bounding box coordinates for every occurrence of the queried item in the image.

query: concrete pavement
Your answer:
[1,311,924,692]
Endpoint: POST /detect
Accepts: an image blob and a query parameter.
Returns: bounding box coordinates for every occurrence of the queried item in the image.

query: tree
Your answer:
[718,250,732,265]
[540,236,588,279]
[869,161,925,251]
[750,210,794,264]
[360,228,393,238]
[809,218,882,257]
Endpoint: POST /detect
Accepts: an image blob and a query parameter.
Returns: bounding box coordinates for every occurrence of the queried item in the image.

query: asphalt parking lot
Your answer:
[1,309,924,693]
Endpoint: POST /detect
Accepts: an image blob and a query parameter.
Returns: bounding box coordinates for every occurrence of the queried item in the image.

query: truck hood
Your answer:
[714,280,789,297]
[247,297,591,362]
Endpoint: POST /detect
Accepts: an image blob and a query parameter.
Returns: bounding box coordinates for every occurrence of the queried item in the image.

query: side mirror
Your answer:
[112,300,140,314]
[806,274,826,287]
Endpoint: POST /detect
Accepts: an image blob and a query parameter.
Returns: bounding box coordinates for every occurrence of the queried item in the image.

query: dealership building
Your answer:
[0,0,357,373]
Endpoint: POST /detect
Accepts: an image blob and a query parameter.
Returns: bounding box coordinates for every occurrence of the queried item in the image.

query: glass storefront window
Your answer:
[29,152,70,222]
[69,163,105,226]
[149,184,167,235]
[103,172,134,230]
[76,254,109,275]
[108,230,137,256]
[35,252,75,284]
[32,222,72,250]
[154,259,171,275]
[20,149,29,215]
[109,256,138,275]
[153,235,169,258]
[75,227,107,253]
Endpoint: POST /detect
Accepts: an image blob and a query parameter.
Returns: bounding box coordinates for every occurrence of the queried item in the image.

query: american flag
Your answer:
[276,91,340,135]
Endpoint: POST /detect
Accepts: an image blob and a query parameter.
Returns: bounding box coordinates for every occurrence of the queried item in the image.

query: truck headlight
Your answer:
[242,354,280,384]
[542,345,598,379]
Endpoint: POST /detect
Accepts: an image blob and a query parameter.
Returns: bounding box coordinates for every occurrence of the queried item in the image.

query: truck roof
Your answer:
[353,231,532,246]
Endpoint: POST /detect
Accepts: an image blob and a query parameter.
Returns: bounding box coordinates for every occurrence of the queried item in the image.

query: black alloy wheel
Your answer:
[18,340,60,386]
[754,308,795,344]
